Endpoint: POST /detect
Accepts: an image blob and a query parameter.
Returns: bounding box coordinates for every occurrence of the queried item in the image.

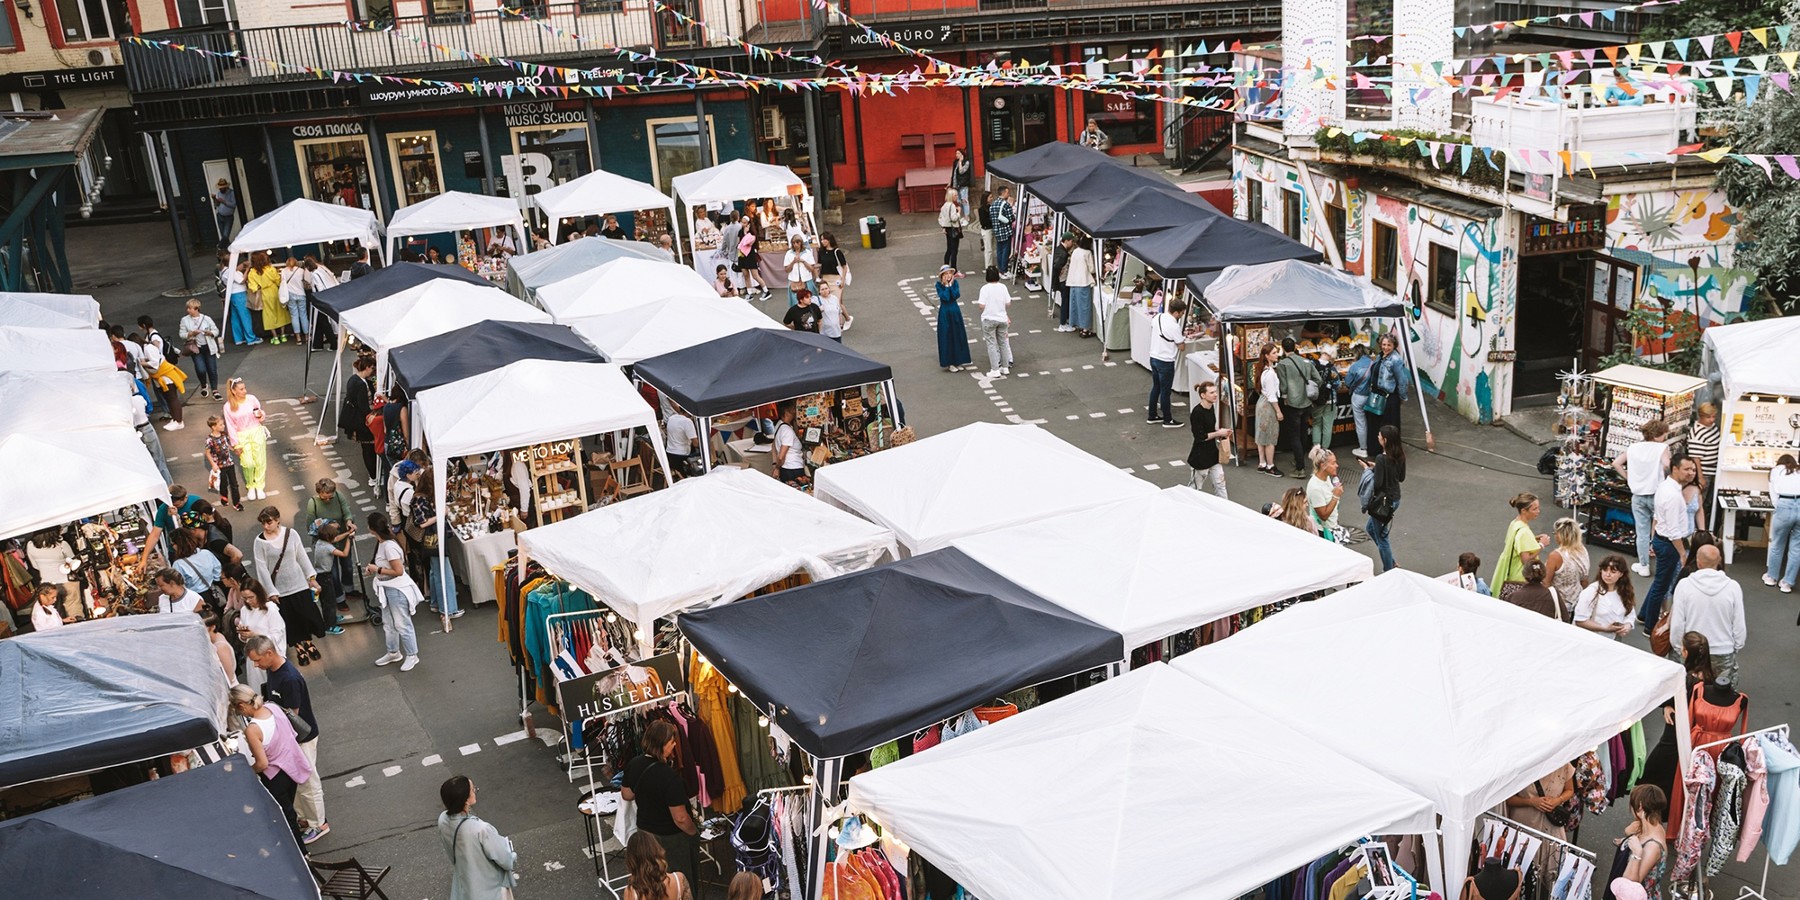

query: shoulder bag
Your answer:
[268,527,296,585]
[451,815,520,891]
[1650,608,1674,657]
[283,706,314,743]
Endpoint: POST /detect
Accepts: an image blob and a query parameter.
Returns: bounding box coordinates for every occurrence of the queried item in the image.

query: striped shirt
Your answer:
[1688,421,1720,475]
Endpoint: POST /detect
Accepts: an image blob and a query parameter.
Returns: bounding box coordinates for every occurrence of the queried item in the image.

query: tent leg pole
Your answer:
[699,416,714,474]
[1222,330,1241,466]
[313,351,342,443]
[884,379,903,430]
[1397,320,1435,452]
[805,756,842,900]
[1425,823,1447,897]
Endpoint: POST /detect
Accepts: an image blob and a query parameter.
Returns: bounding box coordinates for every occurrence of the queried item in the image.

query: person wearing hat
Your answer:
[212,178,237,250]
[934,265,972,372]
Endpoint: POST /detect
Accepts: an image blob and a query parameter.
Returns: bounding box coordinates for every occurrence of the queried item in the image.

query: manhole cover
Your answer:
[160,285,215,299]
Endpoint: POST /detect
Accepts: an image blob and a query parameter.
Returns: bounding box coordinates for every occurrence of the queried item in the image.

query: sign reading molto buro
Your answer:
[291,121,366,139]
[559,652,686,723]
[842,22,953,48]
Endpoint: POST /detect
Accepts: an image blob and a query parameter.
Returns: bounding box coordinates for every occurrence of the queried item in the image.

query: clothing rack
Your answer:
[1476,811,1595,900]
[1692,723,1790,900]
[758,784,811,796]
[1692,723,1788,754]
[579,693,691,900]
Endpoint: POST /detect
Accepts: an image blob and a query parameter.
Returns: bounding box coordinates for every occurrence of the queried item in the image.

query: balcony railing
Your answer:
[1469,94,1696,171]
[124,1,746,96]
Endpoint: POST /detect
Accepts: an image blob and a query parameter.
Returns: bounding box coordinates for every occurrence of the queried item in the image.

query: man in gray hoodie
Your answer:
[1667,543,1746,685]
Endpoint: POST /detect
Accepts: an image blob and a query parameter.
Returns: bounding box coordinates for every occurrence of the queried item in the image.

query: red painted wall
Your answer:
[832,58,973,192]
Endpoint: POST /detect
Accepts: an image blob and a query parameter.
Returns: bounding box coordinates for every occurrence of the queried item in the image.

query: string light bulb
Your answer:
[757,715,769,727]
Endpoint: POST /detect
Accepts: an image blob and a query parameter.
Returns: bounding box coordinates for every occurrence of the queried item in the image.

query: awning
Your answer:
[0,369,136,434]
[335,278,548,384]
[1200,259,1402,322]
[384,190,526,265]
[0,292,101,328]
[1120,217,1321,279]
[678,547,1123,759]
[672,159,806,205]
[0,425,169,541]
[846,663,1438,900]
[1027,163,1184,214]
[310,261,490,321]
[567,294,781,366]
[0,325,115,374]
[533,169,675,244]
[1062,185,1218,238]
[633,329,893,418]
[984,141,1112,183]
[388,320,604,393]
[535,257,718,322]
[1701,316,1800,399]
[0,617,229,788]
[0,759,316,899]
[229,197,383,259]
[506,238,666,308]
[412,359,659,460]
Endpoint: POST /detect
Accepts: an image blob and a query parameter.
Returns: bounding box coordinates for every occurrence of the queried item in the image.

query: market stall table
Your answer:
[532,168,677,245]
[1579,364,1706,553]
[444,527,517,607]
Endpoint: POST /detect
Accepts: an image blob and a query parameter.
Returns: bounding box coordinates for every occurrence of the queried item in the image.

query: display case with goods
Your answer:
[1223,321,1368,454]
[521,439,588,528]
[1578,365,1705,551]
[1714,394,1800,563]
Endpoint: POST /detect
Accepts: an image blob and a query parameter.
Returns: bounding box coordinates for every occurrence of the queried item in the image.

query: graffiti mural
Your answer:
[1604,188,1752,348]
[1343,189,1366,273]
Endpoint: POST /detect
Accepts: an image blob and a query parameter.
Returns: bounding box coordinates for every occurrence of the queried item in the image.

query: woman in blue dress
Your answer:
[935,265,973,372]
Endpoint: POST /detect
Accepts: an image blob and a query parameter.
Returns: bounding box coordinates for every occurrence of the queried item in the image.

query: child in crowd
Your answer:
[714,265,739,298]
[205,416,242,510]
[32,584,73,632]
[313,521,349,635]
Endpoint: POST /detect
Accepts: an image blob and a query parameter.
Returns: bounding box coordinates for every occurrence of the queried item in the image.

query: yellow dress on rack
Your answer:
[690,656,748,814]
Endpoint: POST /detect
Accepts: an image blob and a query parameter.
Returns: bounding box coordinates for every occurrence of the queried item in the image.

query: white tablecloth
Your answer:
[445,528,517,606]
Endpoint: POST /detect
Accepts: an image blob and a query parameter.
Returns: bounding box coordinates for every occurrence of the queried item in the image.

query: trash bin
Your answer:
[867,216,888,250]
[859,215,874,249]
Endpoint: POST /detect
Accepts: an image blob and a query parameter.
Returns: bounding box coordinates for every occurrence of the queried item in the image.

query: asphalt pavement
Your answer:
[65,202,1800,900]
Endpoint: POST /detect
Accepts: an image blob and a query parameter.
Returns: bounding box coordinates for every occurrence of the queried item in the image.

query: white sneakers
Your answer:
[985,369,1002,378]
[1632,563,1651,577]
[376,652,421,671]
[163,421,184,431]
[374,652,401,666]
[400,656,420,672]
[1055,324,1076,333]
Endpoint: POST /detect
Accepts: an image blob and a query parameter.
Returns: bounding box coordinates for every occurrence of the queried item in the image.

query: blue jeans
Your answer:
[379,586,418,657]
[995,235,1011,274]
[189,346,218,391]
[286,295,309,336]
[1350,393,1369,449]
[227,293,259,345]
[1367,497,1399,571]
[1148,358,1176,422]
[1769,496,1800,586]
[427,552,456,616]
[1642,535,1682,626]
[1631,493,1656,569]
[1068,286,1094,330]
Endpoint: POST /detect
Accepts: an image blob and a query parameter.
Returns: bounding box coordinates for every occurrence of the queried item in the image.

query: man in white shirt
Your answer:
[1146,297,1186,427]
[976,266,1013,378]
[153,568,204,615]
[1667,544,1746,684]
[772,404,806,487]
[1642,454,1697,628]
[665,413,698,480]
[1612,419,1670,576]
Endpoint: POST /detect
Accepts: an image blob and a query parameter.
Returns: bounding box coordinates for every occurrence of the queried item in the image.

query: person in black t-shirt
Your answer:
[622,720,697,889]
[783,289,821,333]
[1187,380,1231,500]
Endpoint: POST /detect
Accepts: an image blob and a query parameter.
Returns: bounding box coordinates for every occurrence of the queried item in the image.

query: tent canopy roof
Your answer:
[506,238,665,305]
[0,426,169,540]
[413,359,655,459]
[678,547,1123,759]
[633,329,893,417]
[1171,568,1684,887]
[229,198,382,255]
[336,279,545,353]
[1026,163,1183,213]
[953,487,1372,648]
[1702,316,1800,399]
[0,759,317,899]
[389,320,604,393]
[1201,259,1402,322]
[536,257,718,322]
[813,422,1156,555]
[567,294,781,366]
[1591,363,1706,396]
[0,369,135,435]
[0,617,229,788]
[386,190,524,237]
[0,325,115,374]
[672,159,805,205]
[0,292,101,328]
[519,466,896,627]
[984,140,1112,183]
[1063,185,1218,238]
[846,663,1437,900]
[534,168,674,220]
[310,261,490,320]
[1121,216,1322,278]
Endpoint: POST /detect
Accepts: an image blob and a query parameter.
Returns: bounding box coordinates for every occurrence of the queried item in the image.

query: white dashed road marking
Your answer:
[494,730,529,746]
[344,776,366,788]
[382,765,403,777]
[422,754,443,766]
[459,743,481,756]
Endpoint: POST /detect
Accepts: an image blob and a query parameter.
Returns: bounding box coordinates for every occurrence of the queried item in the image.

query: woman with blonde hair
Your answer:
[1544,516,1590,623]
[624,831,691,900]
[230,683,315,842]
[246,250,291,343]
[1279,487,1319,536]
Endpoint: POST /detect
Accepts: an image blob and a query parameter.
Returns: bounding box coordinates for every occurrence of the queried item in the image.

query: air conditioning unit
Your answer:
[759,107,787,150]
[89,48,116,66]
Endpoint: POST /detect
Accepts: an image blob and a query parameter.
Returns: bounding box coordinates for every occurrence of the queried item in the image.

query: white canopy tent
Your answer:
[0,292,101,328]
[0,326,115,374]
[953,486,1373,650]
[1171,569,1690,898]
[671,159,810,283]
[846,662,1438,900]
[385,190,527,263]
[333,279,546,388]
[567,294,781,366]
[1702,316,1800,400]
[413,358,673,598]
[0,428,170,540]
[532,169,677,245]
[813,422,1157,556]
[227,198,383,268]
[0,370,136,434]
[534,258,718,323]
[518,466,897,655]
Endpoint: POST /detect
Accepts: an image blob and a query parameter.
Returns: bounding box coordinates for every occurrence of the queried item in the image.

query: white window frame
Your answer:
[645,115,720,195]
[293,134,383,219]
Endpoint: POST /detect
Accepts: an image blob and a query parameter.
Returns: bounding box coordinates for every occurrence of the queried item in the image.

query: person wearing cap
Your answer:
[212,178,237,249]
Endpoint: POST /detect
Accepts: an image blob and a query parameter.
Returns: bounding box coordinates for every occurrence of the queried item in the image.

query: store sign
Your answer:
[291,121,366,139]
[558,652,687,722]
[842,22,953,48]
[500,153,555,210]
[0,66,124,90]
[1520,205,1605,256]
[360,69,628,107]
[504,101,587,128]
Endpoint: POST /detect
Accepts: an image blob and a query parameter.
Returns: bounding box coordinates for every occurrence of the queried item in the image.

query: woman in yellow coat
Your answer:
[246,250,291,343]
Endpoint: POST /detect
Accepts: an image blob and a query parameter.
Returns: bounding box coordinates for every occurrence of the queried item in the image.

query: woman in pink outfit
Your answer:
[223,377,270,500]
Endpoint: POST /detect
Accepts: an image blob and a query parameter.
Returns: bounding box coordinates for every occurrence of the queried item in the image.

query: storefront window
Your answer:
[1427,243,1459,314]
[647,116,718,195]
[513,125,591,187]
[1081,44,1160,147]
[427,0,469,22]
[173,0,235,26]
[52,0,119,43]
[296,137,377,214]
[982,90,1055,161]
[389,132,444,208]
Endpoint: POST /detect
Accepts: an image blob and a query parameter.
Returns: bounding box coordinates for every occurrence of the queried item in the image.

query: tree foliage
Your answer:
[1711,0,1800,314]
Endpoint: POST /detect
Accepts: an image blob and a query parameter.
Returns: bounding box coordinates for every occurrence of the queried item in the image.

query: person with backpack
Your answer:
[379,384,413,498]
[1274,336,1321,478]
[341,356,380,487]
[1310,343,1342,453]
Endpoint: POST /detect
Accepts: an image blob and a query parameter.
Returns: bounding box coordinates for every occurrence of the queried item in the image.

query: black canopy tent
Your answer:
[0,617,228,789]
[1026,162,1185,212]
[308,260,489,321]
[0,759,316,899]
[678,547,1122,899]
[1063,185,1220,239]
[983,140,1111,184]
[1120,217,1322,280]
[633,329,899,472]
[388,320,606,394]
